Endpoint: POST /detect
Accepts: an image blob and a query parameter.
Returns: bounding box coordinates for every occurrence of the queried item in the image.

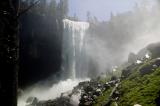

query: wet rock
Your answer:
[153,64,157,67]
[139,65,153,75]
[139,58,160,75]
[25,79,120,106]
[26,97,38,106]
[134,104,142,106]
[121,64,138,79]
[37,97,73,106]
[154,58,160,66]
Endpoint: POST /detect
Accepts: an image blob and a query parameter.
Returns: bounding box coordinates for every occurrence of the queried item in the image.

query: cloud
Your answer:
[84,0,160,74]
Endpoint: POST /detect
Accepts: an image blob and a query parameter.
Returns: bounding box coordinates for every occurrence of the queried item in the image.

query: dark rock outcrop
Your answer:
[147,42,160,58]
[139,58,160,75]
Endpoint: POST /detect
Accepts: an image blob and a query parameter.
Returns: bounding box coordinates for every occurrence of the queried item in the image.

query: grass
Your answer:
[118,64,160,106]
[93,87,112,106]
[92,59,160,106]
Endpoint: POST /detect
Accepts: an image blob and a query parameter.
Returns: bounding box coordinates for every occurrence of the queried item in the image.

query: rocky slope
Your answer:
[117,58,160,106]
[23,42,160,106]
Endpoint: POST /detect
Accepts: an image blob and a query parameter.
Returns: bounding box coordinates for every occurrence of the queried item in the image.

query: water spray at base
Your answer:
[18,19,90,106]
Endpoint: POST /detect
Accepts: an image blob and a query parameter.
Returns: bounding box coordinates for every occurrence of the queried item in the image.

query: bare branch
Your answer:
[18,0,41,17]
[17,0,20,16]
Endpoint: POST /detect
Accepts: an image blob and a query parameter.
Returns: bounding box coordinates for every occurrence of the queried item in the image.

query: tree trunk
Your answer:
[0,0,19,106]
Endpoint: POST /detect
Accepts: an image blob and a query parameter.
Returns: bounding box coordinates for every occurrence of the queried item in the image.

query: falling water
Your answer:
[62,19,90,79]
[18,19,90,106]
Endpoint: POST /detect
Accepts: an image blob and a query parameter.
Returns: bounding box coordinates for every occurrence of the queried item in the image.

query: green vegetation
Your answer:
[118,59,160,106]
[93,88,112,106]
[92,59,160,106]
[91,68,122,106]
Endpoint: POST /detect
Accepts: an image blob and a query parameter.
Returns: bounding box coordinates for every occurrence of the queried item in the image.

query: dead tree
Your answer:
[0,0,52,105]
[0,0,19,106]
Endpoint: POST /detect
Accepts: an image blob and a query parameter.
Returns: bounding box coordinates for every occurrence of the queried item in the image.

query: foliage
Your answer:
[93,88,113,106]
[118,60,160,106]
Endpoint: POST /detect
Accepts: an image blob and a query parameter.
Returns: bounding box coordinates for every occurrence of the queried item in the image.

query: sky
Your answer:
[68,0,141,21]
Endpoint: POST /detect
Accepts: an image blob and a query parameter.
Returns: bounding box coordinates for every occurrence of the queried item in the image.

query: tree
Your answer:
[58,0,68,18]
[86,11,91,22]
[73,13,78,21]
[49,0,57,16]
[0,0,19,106]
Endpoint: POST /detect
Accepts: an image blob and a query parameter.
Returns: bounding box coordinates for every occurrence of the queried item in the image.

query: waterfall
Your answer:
[18,19,90,106]
[62,19,90,79]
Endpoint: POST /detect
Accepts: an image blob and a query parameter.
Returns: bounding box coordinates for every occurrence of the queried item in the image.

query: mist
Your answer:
[18,0,160,105]
[84,0,160,75]
[18,78,90,106]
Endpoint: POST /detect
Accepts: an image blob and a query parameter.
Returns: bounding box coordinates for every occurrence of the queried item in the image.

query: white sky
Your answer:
[68,0,143,21]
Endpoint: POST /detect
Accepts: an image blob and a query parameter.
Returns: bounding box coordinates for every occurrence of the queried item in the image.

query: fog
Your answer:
[18,0,160,105]
[18,78,89,106]
[84,0,160,74]
[68,0,141,21]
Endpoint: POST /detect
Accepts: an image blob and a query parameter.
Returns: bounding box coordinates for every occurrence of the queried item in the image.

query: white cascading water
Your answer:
[62,19,90,79]
[18,19,90,106]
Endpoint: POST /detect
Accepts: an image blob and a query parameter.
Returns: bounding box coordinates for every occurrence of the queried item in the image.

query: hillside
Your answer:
[92,43,160,106]
[21,43,160,106]
[117,58,160,106]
